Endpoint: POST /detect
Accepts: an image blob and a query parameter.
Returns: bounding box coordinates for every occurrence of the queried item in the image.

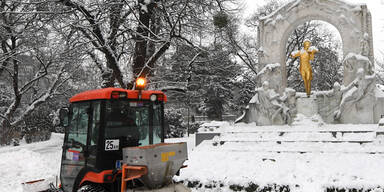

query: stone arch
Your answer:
[257,0,374,91]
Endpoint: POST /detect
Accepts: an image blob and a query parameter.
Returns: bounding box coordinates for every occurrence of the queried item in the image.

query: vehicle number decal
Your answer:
[105,139,119,151]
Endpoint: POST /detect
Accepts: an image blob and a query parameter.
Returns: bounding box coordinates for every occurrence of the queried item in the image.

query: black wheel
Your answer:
[77,184,107,192]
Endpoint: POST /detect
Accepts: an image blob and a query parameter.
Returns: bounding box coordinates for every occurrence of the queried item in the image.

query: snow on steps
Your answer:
[204,131,383,154]
[176,119,384,192]
[202,114,384,154]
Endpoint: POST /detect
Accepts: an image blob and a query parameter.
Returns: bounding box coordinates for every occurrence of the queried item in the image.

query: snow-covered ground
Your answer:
[2,117,384,192]
[0,133,193,192]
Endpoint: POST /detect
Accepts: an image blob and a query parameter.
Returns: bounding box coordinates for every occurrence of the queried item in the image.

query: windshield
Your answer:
[105,100,163,147]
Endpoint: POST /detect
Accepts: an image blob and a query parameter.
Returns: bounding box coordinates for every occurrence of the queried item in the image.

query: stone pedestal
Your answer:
[296,96,318,117]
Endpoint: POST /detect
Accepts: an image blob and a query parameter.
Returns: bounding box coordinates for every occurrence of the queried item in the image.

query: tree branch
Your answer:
[136,41,171,79]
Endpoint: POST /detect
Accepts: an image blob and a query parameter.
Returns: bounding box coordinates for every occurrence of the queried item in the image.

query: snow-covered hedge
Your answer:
[182,180,384,192]
[184,180,290,192]
[325,187,384,192]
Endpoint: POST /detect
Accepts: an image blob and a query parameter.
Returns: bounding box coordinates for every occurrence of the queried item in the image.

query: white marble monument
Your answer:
[237,0,384,125]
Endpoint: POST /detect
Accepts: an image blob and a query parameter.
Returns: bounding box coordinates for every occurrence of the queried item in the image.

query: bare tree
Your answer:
[57,0,237,88]
[56,0,132,88]
[0,0,239,144]
[0,0,79,145]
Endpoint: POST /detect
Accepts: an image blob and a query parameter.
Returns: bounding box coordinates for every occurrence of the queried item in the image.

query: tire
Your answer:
[77,184,107,192]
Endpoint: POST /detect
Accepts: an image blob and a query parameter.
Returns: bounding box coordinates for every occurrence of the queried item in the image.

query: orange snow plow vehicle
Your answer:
[49,78,189,192]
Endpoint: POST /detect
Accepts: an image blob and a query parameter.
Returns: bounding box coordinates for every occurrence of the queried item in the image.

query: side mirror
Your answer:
[59,108,69,127]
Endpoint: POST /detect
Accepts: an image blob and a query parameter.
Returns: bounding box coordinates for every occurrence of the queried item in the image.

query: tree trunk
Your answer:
[132,1,156,79]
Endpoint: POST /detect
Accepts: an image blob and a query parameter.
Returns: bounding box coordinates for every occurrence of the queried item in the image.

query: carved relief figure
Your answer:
[334,68,375,120]
[316,81,355,122]
[257,81,291,124]
[343,52,373,78]
[317,82,354,102]
[291,40,318,97]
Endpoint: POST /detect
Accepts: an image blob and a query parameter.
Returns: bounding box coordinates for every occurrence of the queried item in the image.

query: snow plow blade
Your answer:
[21,176,58,192]
[125,183,191,192]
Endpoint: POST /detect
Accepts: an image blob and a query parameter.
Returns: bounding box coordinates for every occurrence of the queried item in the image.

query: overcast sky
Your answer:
[241,0,384,61]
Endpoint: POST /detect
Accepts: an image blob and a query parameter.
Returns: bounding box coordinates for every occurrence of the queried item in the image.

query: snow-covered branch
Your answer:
[59,0,127,88]
[136,40,171,79]
[10,65,66,127]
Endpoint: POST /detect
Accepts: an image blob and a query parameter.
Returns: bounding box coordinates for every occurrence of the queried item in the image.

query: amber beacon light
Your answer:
[135,77,146,90]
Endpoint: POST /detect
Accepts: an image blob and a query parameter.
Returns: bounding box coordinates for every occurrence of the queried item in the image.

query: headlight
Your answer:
[150,94,157,102]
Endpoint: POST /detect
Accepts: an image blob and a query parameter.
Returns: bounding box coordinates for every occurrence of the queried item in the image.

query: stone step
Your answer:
[219,131,375,143]
[223,129,376,133]
[218,139,374,143]
[202,140,384,154]
[199,128,384,153]
[229,123,378,132]
[205,148,384,154]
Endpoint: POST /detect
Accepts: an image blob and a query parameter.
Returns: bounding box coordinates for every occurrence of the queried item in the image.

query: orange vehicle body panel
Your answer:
[121,165,148,192]
[80,170,122,186]
[69,87,167,103]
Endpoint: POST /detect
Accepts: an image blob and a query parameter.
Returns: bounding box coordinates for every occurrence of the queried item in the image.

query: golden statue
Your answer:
[291,40,318,97]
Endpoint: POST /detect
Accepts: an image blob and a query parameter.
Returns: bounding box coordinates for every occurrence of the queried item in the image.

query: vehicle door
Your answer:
[60,102,90,191]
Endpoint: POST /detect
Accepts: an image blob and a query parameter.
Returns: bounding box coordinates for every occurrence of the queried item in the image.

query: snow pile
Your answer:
[0,133,63,192]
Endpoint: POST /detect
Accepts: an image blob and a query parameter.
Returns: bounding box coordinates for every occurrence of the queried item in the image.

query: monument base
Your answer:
[296,94,318,117]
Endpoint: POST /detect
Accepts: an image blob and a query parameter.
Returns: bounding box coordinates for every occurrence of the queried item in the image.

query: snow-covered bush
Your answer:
[164,108,201,138]
[188,122,201,135]
[165,108,186,138]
